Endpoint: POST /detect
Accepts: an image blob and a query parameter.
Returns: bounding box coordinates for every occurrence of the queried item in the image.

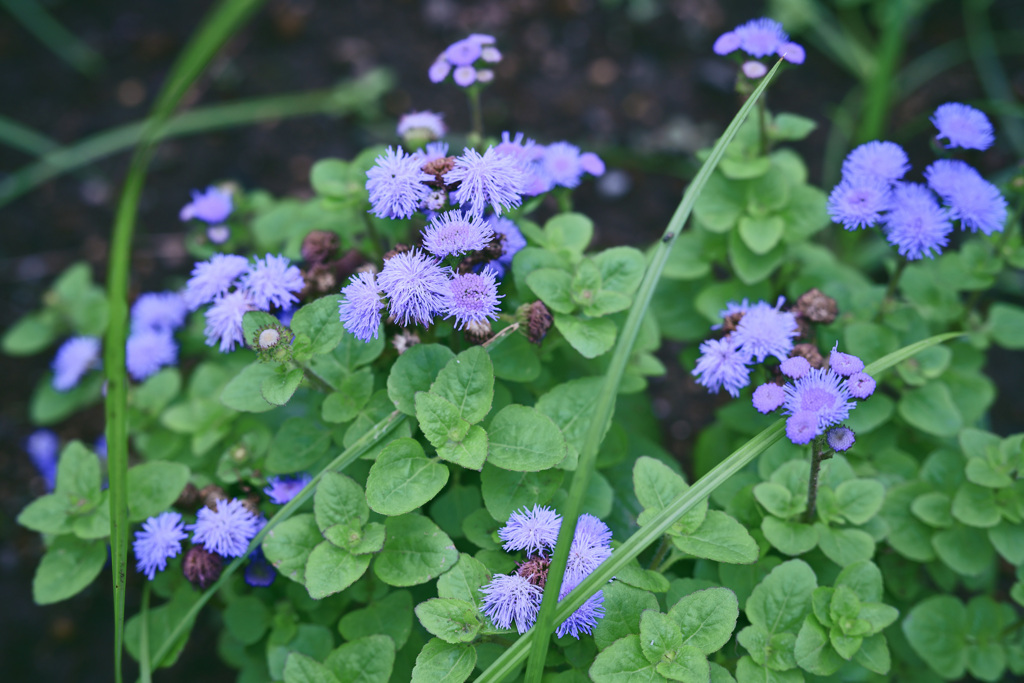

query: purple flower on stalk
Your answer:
[377,250,451,327]
[52,336,101,391]
[444,147,525,217]
[565,514,613,585]
[445,38,483,66]
[826,427,856,452]
[828,175,892,231]
[847,372,876,399]
[131,291,188,333]
[924,160,1007,235]
[752,383,785,414]
[25,429,59,491]
[443,270,502,329]
[422,209,494,259]
[488,216,527,276]
[786,412,819,445]
[714,18,804,64]
[498,505,562,557]
[732,298,799,363]
[782,367,855,435]
[883,183,952,260]
[480,573,543,634]
[188,498,261,558]
[366,146,432,219]
[183,253,249,310]
[931,102,994,151]
[841,141,910,183]
[428,59,450,83]
[542,142,585,189]
[203,290,256,352]
[241,254,304,310]
[339,272,384,342]
[397,111,447,140]
[180,186,233,223]
[264,473,312,505]
[125,330,178,381]
[828,345,864,376]
[133,511,188,579]
[556,577,605,639]
[692,336,751,398]
[780,356,810,379]
[579,152,606,177]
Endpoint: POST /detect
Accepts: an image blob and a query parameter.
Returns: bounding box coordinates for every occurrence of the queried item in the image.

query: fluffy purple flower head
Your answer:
[786,412,819,445]
[126,330,178,381]
[131,291,188,333]
[556,577,605,639]
[828,175,892,231]
[579,152,606,177]
[735,18,788,57]
[264,473,312,505]
[780,356,810,379]
[542,142,585,189]
[183,253,250,310]
[339,271,384,342]
[883,183,952,260]
[445,38,483,66]
[733,297,799,363]
[782,367,854,436]
[847,372,876,399]
[931,102,995,151]
[565,514,613,585]
[180,186,233,223]
[422,209,494,259]
[444,147,525,217]
[428,59,451,83]
[134,511,188,580]
[742,61,769,79]
[494,132,549,196]
[841,141,910,183]
[207,225,231,244]
[241,254,304,310]
[924,160,1007,235]
[752,383,785,414]
[204,290,256,352]
[187,498,261,558]
[498,505,563,557]
[826,426,856,452]
[52,336,101,391]
[712,31,742,55]
[692,336,751,398]
[828,344,864,376]
[415,141,450,165]
[366,146,433,219]
[377,249,451,327]
[453,66,477,87]
[489,216,527,275]
[26,429,59,491]
[779,42,806,64]
[444,270,502,330]
[397,111,446,140]
[716,299,751,326]
[480,573,543,634]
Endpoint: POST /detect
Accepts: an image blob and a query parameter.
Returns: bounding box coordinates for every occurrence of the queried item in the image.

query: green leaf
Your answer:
[898,382,963,438]
[374,514,458,587]
[661,231,713,281]
[291,295,346,355]
[310,158,353,197]
[668,587,740,655]
[387,344,456,415]
[314,472,368,536]
[437,424,488,471]
[322,368,374,423]
[693,171,745,233]
[32,535,106,604]
[223,595,270,645]
[126,461,189,522]
[754,482,800,519]
[769,113,817,141]
[639,609,683,663]
[415,598,483,644]
[410,639,476,683]
[554,314,617,359]
[437,553,491,607]
[220,362,277,413]
[834,479,884,525]
[951,482,1001,528]
[486,404,567,471]
[415,392,471,448]
[2,310,61,356]
[672,510,759,564]
[853,633,891,675]
[736,625,797,671]
[738,216,785,255]
[910,491,953,528]
[366,438,449,516]
[793,615,842,676]
[430,346,494,425]
[124,587,198,669]
[490,332,542,383]
[815,525,874,566]
[30,371,104,425]
[655,645,710,683]
[338,590,413,649]
[261,365,305,406]
[535,377,607,462]
[746,559,816,636]
[544,212,594,257]
[932,524,995,576]
[589,634,660,682]
[634,456,707,534]
[55,441,102,514]
[17,494,72,535]
[834,560,883,603]
[480,464,563,521]
[988,522,1024,565]
[988,303,1024,349]
[323,634,396,683]
[266,417,332,473]
[761,517,818,556]
[526,268,576,313]
[593,246,646,295]
[284,652,341,683]
[728,231,784,285]
[305,541,371,599]
[132,367,181,415]
[593,582,660,650]
[902,595,967,679]
[263,514,322,585]
[881,481,937,562]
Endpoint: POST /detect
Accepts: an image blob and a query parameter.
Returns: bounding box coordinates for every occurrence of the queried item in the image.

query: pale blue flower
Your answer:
[785,411,818,445]
[828,344,865,376]
[203,290,255,352]
[339,271,384,342]
[488,216,527,276]
[883,183,951,260]
[841,141,910,183]
[443,270,502,330]
[931,102,994,151]
[183,253,249,310]
[480,573,543,634]
[397,111,446,140]
[782,367,855,436]
[131,291,188,333]
[180,186,233,223]
[847,372,876,399]
[126,329,178,381]
[542,142,585,189]
[924,160,1007,235]
[264,473,313,505]
[732,298,799,363]
[187,498,261,558]
[52,336,101,391]
[752,382,785,414]
[499,505,562,557]
[692,336,750,398]
[377,249,451,327]
[26,429,59,491]
[444,147,525,217]
[366,146,432,219]
[244,546,276,587]
[241,254,304,310]
[828,175,892,230]
[134,511,188,579]
[780,356,810,379]
[421,209,494,259]
[826,427,856,452]
[556,577,605,639]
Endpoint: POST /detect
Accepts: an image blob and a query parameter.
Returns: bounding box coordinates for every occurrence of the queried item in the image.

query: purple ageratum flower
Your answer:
[579,152,605,177]
[126,329,178,381]
[828,344,864,376]
[565,514,613,585]
[782,367,855,436]
[204,290,256,352]
[240,254,304,310]
[489,216,528,276]
[264,473,313,505]
[180,186,233,223]
[495,132,549,196]
[339,272,384,342]
[736,18,788,58]
[742,61,769,79]
[422,209,494,259]
[692,336,751,398]
[752,382,785,414]
[931,102,995,151]
[187,498,261,558]
[377,249,451,327]
[924,160,1007,235]
[786,412,819,445]
[826,426,856,452]
[480,573,543,634]
[428,59,451,83]
[183,253,250,310]
[133,511,188,580]
[733,298,799,363]
[52,336,101,392]
[883,182,952,260]
[244,546,276,587]
[556,577,605,639]
[94,435,107,459]
[847,372,876,399]
[498,505,563,557]
[542,142,585,189]
[779,42,805,64]
[26,429,59,491]
[415,141,450,165]
[713,31,743,55]
[780,356,810,379]
[443,270,503,330]
[828,175,892,231]
[841,141,910,183]
[397,111,446,140]
[445,37,483,66]
[131,291,188,333]
[444,147,526,217]
[453,66,477,87]
[366,146,433,220]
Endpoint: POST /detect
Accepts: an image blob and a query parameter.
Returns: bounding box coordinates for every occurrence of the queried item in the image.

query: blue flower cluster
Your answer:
[480,505,611,639]
[713,17,805,77]
[428,34,502,88]
[828,103,1007,260]
[180,185,235,244]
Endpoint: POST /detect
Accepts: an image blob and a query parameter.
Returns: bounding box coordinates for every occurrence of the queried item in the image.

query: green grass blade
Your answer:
[964,0,1024,156]
[140,583,152,683]
[478,330,963,682]
[0,0,104,76]
[0,113,59,157]
[0,70,393,209]
[522,59,785,682]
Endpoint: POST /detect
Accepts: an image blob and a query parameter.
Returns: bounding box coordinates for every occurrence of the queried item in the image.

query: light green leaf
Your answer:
[639,609,683,663]
[32,534,106,604]
[738,215,784,255]
[815,525,874,566]
[593,582,660,650]
[430,346,494,425]
[951,482,1001,528]
[323,634,396,683]
[486,404,567,471]
[314,472,368,535]
[672,510,759,564]
[834,479,884,526]
[634,456,707,535]
[261,365,304,406]
[291,295,345,355]
[410,639,476,683]
[437,424,488,471]
[554,314,617,359]
[898,382,963,438]
[337,591,413,649]
[305,541,371,599]
[593,246,646,295]
[589,634,660,682]
[366,438,449,516]
[219,362,277,413]
[527,268,576,313]
[374,515,458,587]
[284,652,341,683]
[266,417,332,473]
[668,587,739,655]
[853,634,891,675]
[223,595,270,646]
[263,514,322,585]
[387,344,455,416]
[745,559,816,636]
[415,392,471,448]
[415,598,483,644]
[902,595,967,679]
[545,212,594,257]
[761,517,818,556]
[793,615,842,676]
[910,491,953,528]
[932,524,995,576]
[126,461,189,522]
[480,464,563,521]
[437,554,491,608]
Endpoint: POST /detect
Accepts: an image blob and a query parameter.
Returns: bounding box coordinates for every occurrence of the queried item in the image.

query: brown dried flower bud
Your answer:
[183,546,223,589]
[465,319,493,345]
[791,343,826,369]
[382,244,411,261]
[516,556,551,587]
[174,482,201,510]
[422,156,456,181]
[526,301,553,345]
[794,288,838,324]
[720,312,744,334]
[199,485,227,510]
[301,230,340,265]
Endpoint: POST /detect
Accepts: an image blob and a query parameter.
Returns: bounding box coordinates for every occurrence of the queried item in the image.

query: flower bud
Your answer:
[183,546,223,589]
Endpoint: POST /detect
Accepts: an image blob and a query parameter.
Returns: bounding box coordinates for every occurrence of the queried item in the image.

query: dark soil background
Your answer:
[1,0,1022,680]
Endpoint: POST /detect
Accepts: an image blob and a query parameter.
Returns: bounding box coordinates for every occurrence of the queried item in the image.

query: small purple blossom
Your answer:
[488,216,527,276]
[183,253,250,310]
[244,546,276,587]
[828,345,865,376]
[377,249,451,327]
[692,336,751,398]
[428,59,451,83]
[180,186,233,223]
[752,383,786,414]
[187,498,261,558]
[579,152,605,177]
[883,183,952,260]
[556,576,605,639]
[542,142,585,189]
[131,291,188,333]
[847,372,876,399]
[444,270,502,330]
[780,356,810,379]
[453,66,477,87]
[782,367,855,435]
[444,147,525,217]
[339,272,384,342]
[480,573,543,634]
[52,336,101,392]
[841,141,910,183]
[565,514,613,585]
[924,160,1007,235]
[445,38,483,66]
[826,427,856,452]
[779,42,805,64]
[498,505,562,557]
[397,110,446,140]
[133,511,188,580]
[203,290,256,352]
[786,412,818,445]
[26,429,59,491]
[366,146,433,220]
[241,254,304,310]
[828,175,892,231]
[734,18,788,57]
[742,61,769,79]
[931,102,995,151]
[732,298,799,363]
[712,32,742,56]
[264,473,312,505]
[422,209,494,259]
[126,330,178,381]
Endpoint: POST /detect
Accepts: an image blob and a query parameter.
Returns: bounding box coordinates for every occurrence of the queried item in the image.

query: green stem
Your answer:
[647,536,671,572]
[140,583,152,683]
[0,113,59,156]
[467,87,483,147]
[855,4,910,143]
[803,437,832,524]
[758,98,768,156]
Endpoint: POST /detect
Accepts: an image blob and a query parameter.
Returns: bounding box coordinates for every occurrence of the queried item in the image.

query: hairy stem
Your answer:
[804,437,832,524]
